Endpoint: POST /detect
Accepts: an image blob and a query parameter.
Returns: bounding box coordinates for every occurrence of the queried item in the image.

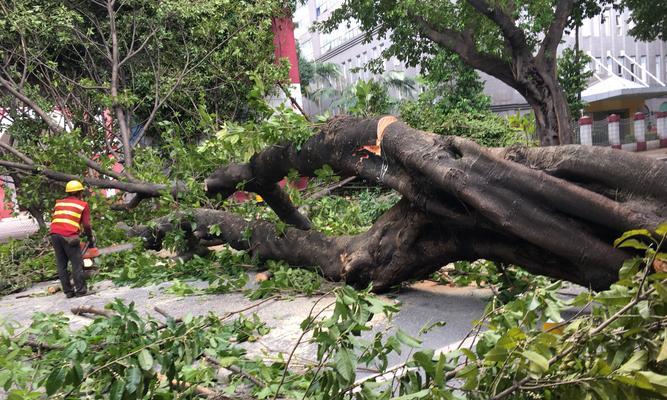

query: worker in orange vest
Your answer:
[49,180,95,298]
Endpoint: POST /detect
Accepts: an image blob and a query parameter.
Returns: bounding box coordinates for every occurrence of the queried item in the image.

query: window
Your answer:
[300,39,313,61]
[605,9,612,35]
[361,52,368,80]
[595,57,602,74]
[355,55,361,82]
[657,55,662,81]
[640,55,647,82]
[607,56,613,75]
[582,19,591,37]
[615,13,622,35]
[629,56,636,81]
[293,6,311,38]
[618,55,624,76]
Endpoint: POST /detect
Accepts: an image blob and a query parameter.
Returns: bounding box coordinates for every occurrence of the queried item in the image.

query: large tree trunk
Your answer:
[130,116,666,292]
[520,65,573,146]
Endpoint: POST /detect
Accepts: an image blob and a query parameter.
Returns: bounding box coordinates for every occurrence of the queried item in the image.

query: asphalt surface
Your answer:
[0,276,492,367]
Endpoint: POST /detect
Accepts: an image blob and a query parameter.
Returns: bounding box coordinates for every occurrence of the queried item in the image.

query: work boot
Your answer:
[65,292,75,298]
[75,291,92,297]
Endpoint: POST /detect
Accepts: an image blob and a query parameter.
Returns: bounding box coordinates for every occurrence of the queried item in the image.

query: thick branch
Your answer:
[107,0,133,167]
[0,158,181,199]
[0,74,62,133]
[466,0,529,56]
[0,141,34,164]
[203,117,665,290]
[537,0,575,66]
[411,16,517,89]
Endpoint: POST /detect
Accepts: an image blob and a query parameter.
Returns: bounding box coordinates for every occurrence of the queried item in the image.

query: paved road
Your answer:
[0,277,492,367]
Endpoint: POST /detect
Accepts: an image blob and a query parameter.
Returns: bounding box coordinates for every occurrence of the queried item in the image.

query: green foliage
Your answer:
[620,0,667,41]
[3,225,667,399]
[0,299,274,399]
[99,248,250,294]
[309,189,400,236]
[0,235,55,295]
[432,260,550,302]
[558,48,594,118]
[417,50,491,114]
[249,261,324,300]
[344,80,394,117]
[197,103,313,163]
[398,49,524,147]
[507,111,538,145]
[401,102,523,147]
[0,0,285,141]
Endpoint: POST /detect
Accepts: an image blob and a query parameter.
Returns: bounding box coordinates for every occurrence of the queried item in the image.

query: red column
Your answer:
[272,15,300,85]
[271,13,303,109]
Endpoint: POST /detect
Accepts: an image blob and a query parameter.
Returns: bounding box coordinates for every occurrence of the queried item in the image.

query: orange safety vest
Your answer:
[50,197,88,237]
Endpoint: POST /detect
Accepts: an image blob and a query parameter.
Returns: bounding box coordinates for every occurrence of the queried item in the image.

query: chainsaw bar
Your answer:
[97,242,134,255]
[83,242,134,259]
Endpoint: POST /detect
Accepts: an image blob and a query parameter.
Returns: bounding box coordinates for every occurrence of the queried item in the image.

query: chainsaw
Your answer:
[80,242,134,260]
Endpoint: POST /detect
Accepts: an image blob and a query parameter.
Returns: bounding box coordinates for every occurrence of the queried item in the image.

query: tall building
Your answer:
[294,1,667,117]
[295,0,419,114]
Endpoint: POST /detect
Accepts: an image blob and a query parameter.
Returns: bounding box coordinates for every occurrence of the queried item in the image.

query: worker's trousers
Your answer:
[50,234,86,295]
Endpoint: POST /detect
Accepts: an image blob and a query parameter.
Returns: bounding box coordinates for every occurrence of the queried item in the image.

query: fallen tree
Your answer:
[121,116,667,292]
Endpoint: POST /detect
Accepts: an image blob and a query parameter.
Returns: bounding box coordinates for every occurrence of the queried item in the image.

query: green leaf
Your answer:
[614,373,653,390]
[65,361,83,387]
[654,282,667,302]
[461,348,478,362]
[392,388,431,400]
[655,222,667,238]
[138,349,154,371]
[614,229,654,247]
[636,371,667,391]
[125,366,142,394]
[657,330,667,363]
[413,350,435,376]
[617,350,647,374]
[109,378,125,400]
[217,356,239,367]
[619,258,642,280]
[335,348,355,382]
[484,345,509,363]
[45,367,66,396]
[522,350,549,374]
[617,238,648,250]
[0,370,9,390]
[396,329,422,348]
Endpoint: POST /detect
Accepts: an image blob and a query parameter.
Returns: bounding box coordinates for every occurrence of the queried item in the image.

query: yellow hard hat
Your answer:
[65,180,84,193]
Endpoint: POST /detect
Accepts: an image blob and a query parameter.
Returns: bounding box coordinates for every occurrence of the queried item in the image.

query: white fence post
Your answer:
[657,112,667,148]
[633,112,646,151]
[579,116,593,146]
[608,114,621,149]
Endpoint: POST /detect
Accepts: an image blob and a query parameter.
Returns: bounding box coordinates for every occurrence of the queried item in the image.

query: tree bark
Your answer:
[517,64,573,146]
[128,116,665,292]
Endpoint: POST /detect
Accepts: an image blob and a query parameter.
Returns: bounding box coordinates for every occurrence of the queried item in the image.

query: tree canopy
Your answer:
[0,0,287,164]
